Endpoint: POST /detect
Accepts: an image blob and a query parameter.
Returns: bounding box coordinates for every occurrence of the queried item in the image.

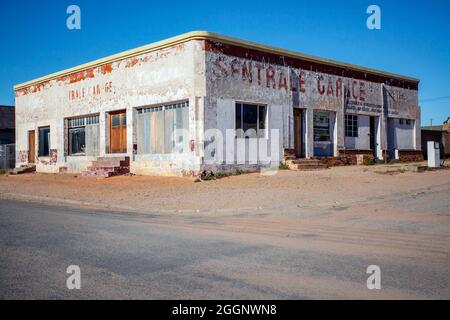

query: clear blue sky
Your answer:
[1,0,449,125]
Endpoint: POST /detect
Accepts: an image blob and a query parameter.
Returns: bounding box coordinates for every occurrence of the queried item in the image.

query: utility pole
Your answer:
[430,118,433,127]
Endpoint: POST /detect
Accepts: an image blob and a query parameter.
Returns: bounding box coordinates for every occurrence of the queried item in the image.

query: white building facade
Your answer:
[14,31,422,177]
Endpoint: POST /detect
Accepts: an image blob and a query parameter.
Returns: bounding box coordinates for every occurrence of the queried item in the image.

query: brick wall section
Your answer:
[397,150,424,162]
[282,148,426,166]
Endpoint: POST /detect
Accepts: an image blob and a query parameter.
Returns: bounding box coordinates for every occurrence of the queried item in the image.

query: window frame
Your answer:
[344,114,359,138]
[67,114,99,156]
[313,111,331,142]
[235,102,268,139]
[38,126,51,157]
[136,100,190,155]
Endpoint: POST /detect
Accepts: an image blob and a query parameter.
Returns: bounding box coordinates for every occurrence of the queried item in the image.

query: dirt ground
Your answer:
[0,163,449,214]
[1,164,449,299]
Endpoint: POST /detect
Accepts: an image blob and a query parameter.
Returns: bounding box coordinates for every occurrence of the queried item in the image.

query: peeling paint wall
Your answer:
[15,36,420,176]
[15,40,206,176]
[203,40,420,165]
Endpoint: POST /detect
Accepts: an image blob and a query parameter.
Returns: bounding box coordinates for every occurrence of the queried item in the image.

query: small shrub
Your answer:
[200,169,251,181]
[363,158,376,166]
[278,162,290,170]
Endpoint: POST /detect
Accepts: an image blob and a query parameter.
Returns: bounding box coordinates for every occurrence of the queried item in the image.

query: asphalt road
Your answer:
[0,193,449,299]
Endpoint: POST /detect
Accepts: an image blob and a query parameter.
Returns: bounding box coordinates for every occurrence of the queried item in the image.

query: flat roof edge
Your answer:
[14,31,419,91]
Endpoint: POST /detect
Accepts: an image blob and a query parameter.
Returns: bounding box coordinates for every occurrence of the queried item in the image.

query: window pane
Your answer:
[122,115,127,126]
[314,112,330,141]
[38,127,50,157]
[112,115,120,127]
[242,104,258,138]
[69,128,86,155]
[258,105,267,138]
[235,104,242,130]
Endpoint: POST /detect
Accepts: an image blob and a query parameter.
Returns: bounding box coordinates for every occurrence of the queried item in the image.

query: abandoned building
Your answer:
[14,31,422,177]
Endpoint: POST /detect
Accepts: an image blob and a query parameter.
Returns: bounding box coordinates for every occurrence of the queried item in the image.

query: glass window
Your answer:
[314,112,330,142]
[242,104,258,137]
[235,103,242,132]
[38,127,50,157]
[122,115,127,125]
[67,115,99,156]
[69,127,86,155]
[235,103,267,138]
[345,114,358,137]
[112,115,121,127]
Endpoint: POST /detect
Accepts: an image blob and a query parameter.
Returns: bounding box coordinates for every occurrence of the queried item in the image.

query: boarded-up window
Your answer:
[137,101,189,154]
[68,115,100,156]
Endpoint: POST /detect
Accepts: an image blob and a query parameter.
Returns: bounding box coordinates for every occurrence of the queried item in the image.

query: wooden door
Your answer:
[110,111,127,153]
[294,109,303,158]
[28,130,35,163]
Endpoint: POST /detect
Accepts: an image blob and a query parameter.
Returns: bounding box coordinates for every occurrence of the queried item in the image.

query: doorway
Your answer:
[109,111,127,153]
[28,130,35,163]
[294,108,303,158]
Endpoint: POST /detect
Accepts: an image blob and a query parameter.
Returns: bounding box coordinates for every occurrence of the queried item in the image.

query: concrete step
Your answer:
[289,159,322,165]
[10,165,36,175]
[90,160,128,168]
[82,156,130,178]
[95,156,129,163]
[294,164,329,171]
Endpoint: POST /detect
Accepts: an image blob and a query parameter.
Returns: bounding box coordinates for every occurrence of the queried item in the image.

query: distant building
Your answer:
[0,105,15,144]
[421,117,450,160]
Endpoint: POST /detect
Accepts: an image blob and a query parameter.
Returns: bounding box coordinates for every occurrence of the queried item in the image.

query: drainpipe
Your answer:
[381,83,387,164]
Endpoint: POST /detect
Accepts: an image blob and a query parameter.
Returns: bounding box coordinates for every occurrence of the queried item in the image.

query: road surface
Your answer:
[1,185,449,299]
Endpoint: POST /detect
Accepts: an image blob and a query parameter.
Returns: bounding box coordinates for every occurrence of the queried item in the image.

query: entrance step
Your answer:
[82,157,130,177]
[10,164,36,175]
[285,159,329,171]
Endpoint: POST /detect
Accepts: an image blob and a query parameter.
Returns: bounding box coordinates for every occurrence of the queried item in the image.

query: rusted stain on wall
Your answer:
[15,42,187,98]
[18,150,28,163]
[38,149,57,165]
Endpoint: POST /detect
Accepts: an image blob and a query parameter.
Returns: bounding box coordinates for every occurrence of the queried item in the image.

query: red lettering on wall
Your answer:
[213,56,228,77]
[299,71,306,93]
[255,63,262,85]
[352,80,358,100]
[326,79,334,96]
[289,71,297,92]
[242,61,253,83]
[336,78,342,98]
[266,66,276,89]
[279,72,288,91]
[317,77,325,95]
[359,81,366,101]
[231,59,241,78]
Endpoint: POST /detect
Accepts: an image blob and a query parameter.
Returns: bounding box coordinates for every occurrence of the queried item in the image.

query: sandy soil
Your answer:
[1,165,449,299]
[0,164,449,213]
